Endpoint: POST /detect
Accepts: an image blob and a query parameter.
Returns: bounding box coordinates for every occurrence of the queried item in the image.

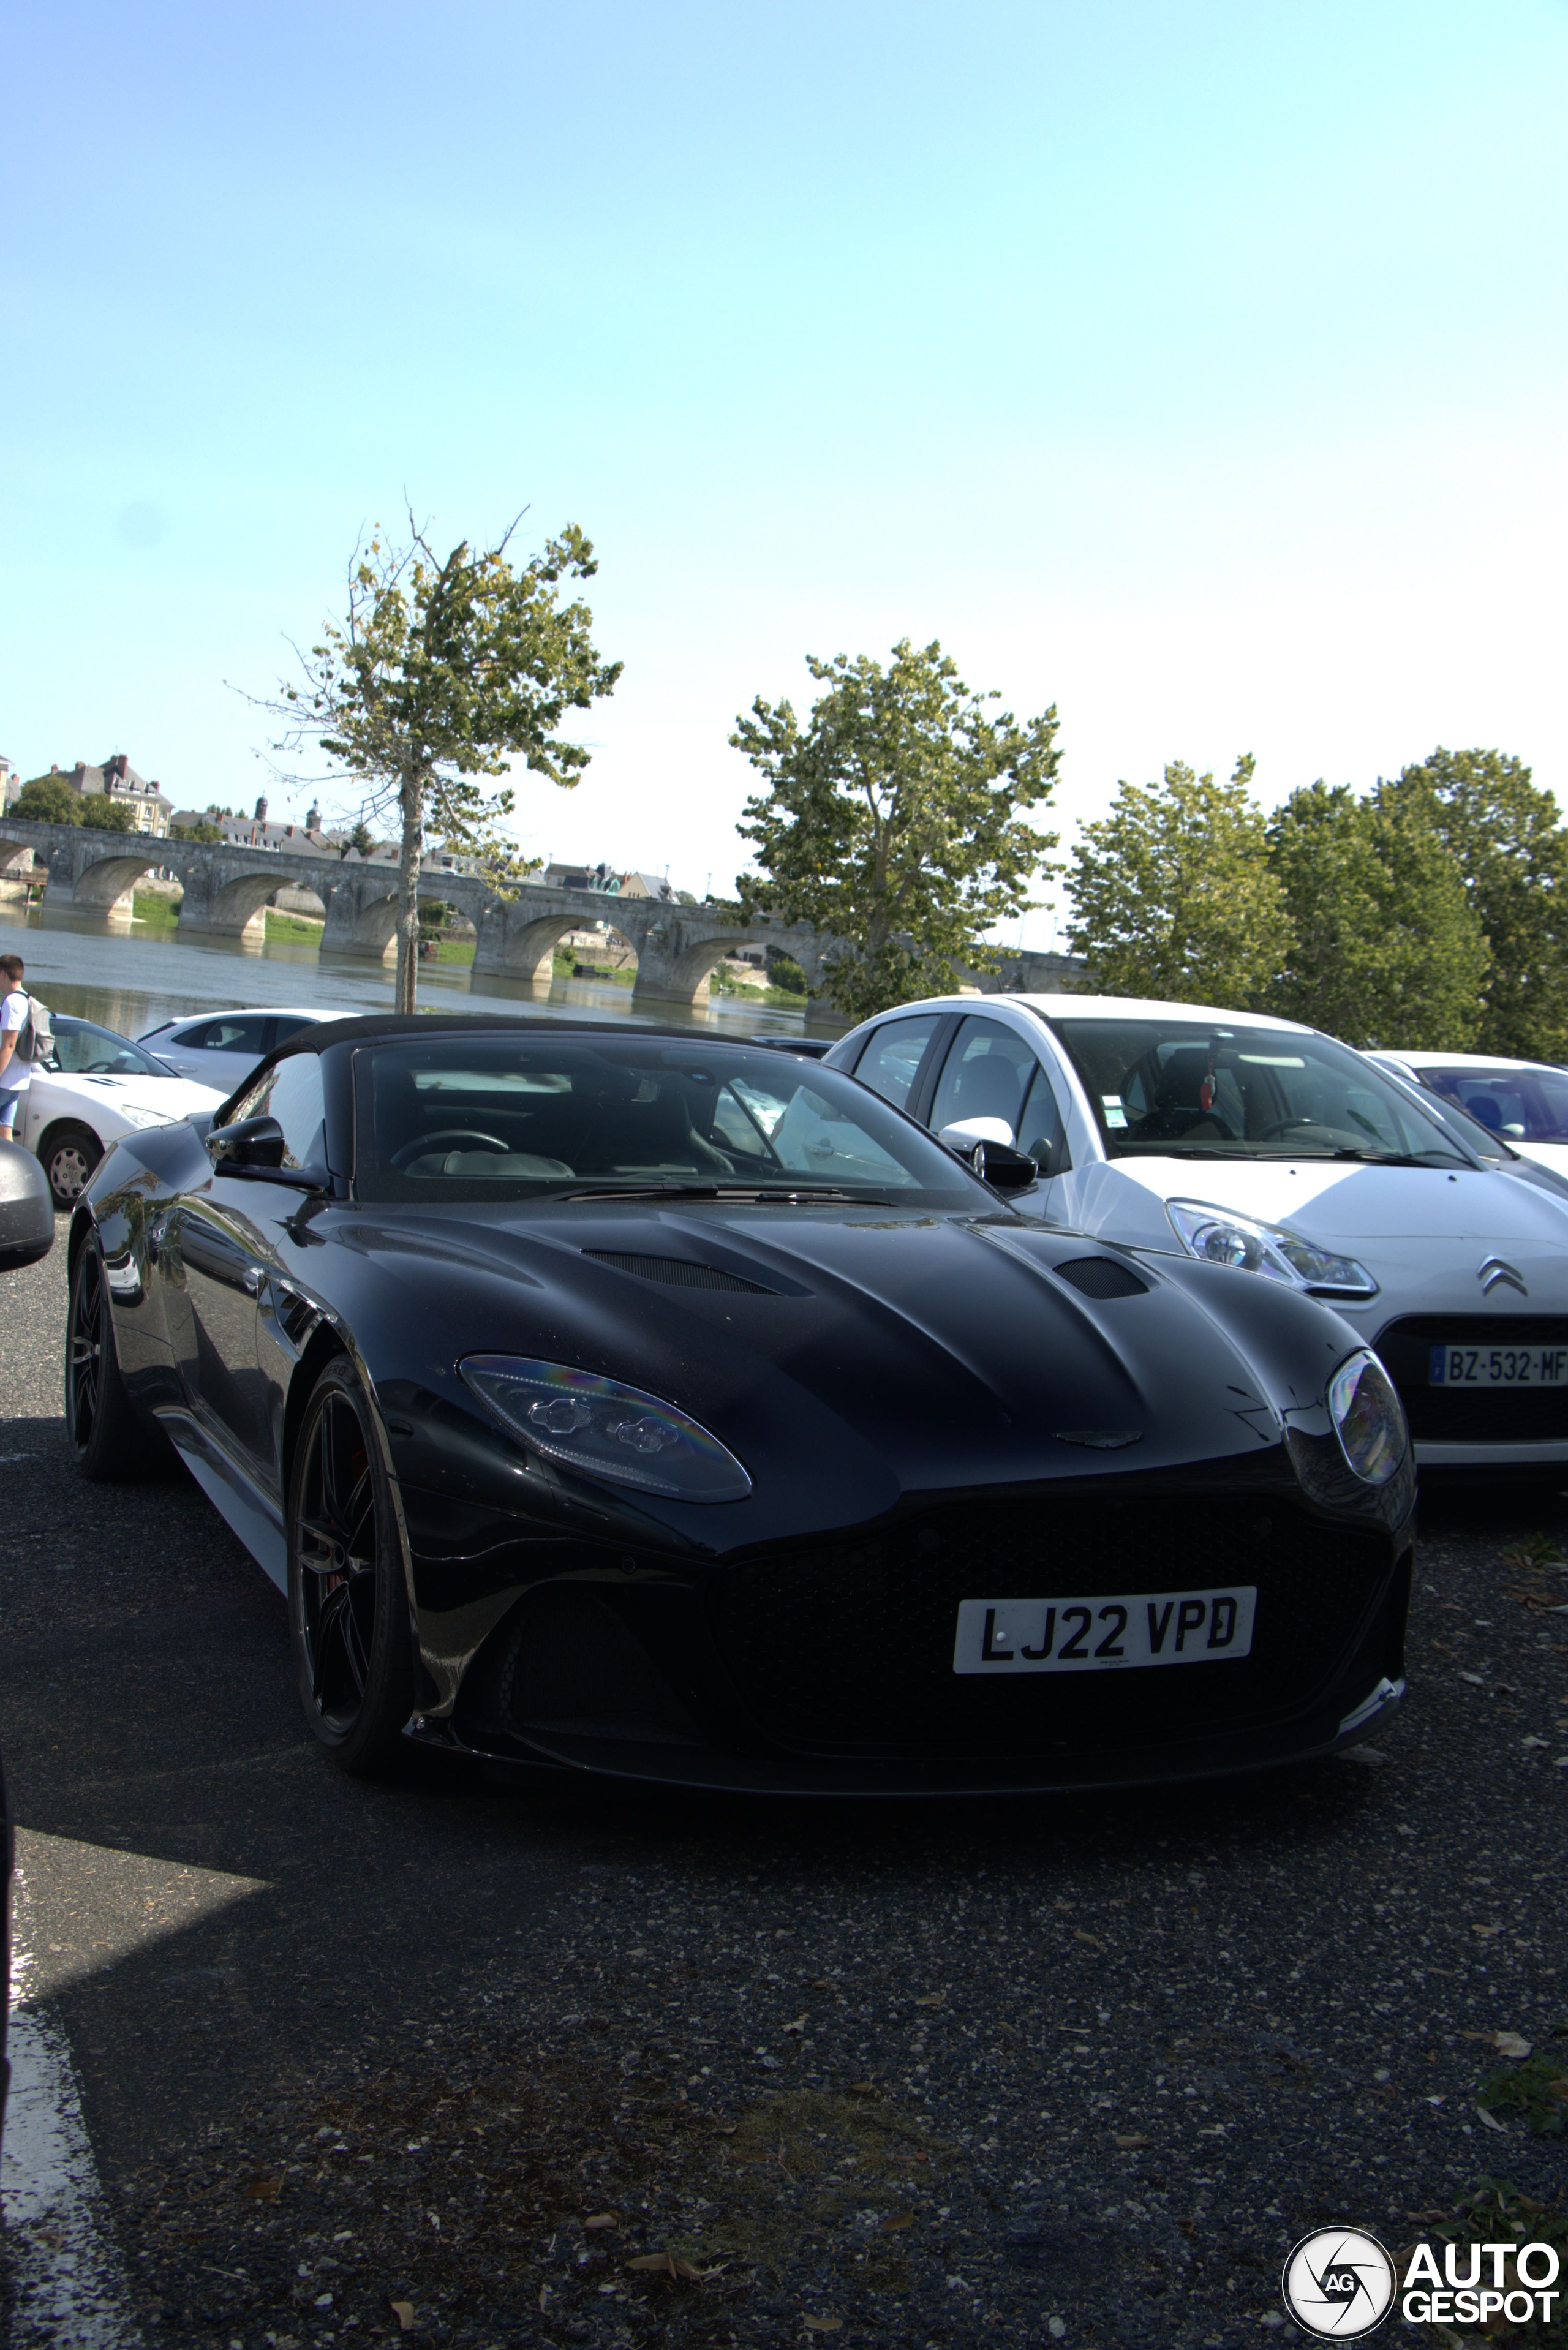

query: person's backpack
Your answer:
[11,992,53,1065]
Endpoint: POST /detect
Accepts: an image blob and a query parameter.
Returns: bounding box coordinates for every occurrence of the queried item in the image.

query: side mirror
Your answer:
[938,1117,1014,1153]
[209,1113,286,1169]
[973,1139,1039,1192]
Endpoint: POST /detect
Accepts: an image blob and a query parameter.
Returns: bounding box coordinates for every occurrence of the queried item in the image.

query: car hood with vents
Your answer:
[341,1196,1368,1546]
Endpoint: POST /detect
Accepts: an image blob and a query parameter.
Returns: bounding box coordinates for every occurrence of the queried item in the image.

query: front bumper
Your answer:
[415,1670,1408,1796]
[414,1478,1415,1798]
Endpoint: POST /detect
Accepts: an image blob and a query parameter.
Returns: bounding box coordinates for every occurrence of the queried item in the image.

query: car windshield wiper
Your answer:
[561,1182,896,1205]
[1321,1147,1471,1168]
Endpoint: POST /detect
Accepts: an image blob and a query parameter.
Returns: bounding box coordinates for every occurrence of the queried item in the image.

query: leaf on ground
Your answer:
[243,2177,282,2201]
[1074,1929,1104,1950]
[912,1991,946,2008]
[802,2318,843,2334]
[880,2211,913,2231]
[1470,1924,1501,1937]
[782,2017,808,2033]
[388,2302,416,2331]
[584,2212,619,2230]
[1114,2132,1151,2149]
[1477,2107,1508,2133]
[849,2079,877,2096]
[627,2252,676,2273]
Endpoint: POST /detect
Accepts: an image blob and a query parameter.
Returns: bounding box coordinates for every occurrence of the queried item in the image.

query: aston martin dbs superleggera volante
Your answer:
[65,1015,1414,1793]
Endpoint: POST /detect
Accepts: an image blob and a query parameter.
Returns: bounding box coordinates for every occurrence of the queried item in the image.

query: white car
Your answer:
[1368,1049,1568,1181]
[138,1006,339,1098]
[16,1016,227,1207]
[826,990,1568,1477]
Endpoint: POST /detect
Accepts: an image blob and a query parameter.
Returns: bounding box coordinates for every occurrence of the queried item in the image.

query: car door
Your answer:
[165,1053,299,1472]
[925,1015,1071,1175]
[247,1055,331,1493]
[158,1014,274,1097]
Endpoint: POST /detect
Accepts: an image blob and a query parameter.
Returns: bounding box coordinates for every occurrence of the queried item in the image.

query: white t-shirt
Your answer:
[0,989,31,1094]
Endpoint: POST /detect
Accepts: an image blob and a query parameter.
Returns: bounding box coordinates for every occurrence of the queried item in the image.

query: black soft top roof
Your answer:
[277,1012,731,1058]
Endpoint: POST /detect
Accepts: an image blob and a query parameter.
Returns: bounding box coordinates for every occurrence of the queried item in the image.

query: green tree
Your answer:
[260,511,621,1011]
[1265,781,1489,1046]
[1377,748,1568,1059]
[79,792,135,832]
[1065,757,1283,1004]
[14,775,83,824]
[170,819,223,843]
[731,638,1059,1022]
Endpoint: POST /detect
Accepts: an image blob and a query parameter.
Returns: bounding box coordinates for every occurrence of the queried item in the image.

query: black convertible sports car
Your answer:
[66,1015,1415,1794]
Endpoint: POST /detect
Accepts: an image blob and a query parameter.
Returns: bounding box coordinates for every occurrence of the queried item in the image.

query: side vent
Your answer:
[1052,1256,1150,1300]
[585,1251,775,1294]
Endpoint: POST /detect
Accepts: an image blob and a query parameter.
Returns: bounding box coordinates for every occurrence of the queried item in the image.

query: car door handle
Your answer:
[243,1265,266,1294]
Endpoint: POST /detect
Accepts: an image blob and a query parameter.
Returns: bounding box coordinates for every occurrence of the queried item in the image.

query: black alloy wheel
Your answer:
[287,1357,414,1773]
[66,1238,142,1478]
[43,1123,102,1210]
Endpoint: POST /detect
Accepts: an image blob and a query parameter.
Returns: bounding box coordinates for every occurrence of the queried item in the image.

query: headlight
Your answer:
[1327,1348,1406,1485]
[119,1104,178,1131]
[1166,1199,1378,1298]
[459,1355,752,1503]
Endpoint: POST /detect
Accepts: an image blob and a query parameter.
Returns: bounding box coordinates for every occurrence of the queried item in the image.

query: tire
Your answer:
[42,1123,102,1211]
[66,1237,144,1479]
[287,1356,415,1774]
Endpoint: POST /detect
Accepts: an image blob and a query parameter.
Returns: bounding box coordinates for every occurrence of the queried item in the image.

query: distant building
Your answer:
[51,754,173,837]
[0,756,17,811]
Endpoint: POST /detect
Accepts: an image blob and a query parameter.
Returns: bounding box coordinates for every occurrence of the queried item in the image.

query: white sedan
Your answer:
[1368,1049,1568,1181]
[826,990,1568,1477]
[15,1017,227,1207]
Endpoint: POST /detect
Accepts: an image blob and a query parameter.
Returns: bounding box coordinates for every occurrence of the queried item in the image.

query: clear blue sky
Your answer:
[4,1,1565,938]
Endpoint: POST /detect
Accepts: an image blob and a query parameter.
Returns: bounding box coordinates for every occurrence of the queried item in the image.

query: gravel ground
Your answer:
[1,1227,1565,2348]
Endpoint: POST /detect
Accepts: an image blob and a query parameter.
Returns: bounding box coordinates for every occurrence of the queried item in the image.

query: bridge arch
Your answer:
[665,928,777,1007]
[206,872,292,936]
[342,875,464,957]
[70,848,162,911]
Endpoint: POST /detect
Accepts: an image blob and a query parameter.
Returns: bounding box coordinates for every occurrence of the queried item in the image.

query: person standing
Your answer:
[0,954,30,1141]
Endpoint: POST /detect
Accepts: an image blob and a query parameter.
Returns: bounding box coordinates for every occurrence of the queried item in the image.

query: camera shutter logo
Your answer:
[1281,2227,1396,2338]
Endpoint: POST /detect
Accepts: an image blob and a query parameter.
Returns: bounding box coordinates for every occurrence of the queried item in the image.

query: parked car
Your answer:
[1368,1050,1568,1181]
[0,1139,54,1268]
[139,1006,338,1098]
[64,1014,1411,1795]
[13,1016,227,1208]
[826,992,1568,1478]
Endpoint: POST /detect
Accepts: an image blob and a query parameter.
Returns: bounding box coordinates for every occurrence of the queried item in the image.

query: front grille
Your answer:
[1375,1315,1568,1442]
[705,1494,1390,1759]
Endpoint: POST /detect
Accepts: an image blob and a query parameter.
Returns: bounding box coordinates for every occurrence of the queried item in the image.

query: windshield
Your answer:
[353,1034,986,1207]
[1417,1064,1568,1147]
[1048,1015,1474,1165]
[48,1018,172,1080]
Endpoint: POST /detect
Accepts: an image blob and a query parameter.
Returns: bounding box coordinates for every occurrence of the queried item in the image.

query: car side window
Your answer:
[272,1015,318,1045]
[853,1015,941,1112]
[1016,1061,1067,1169]
[183,1015,270,1053]
[233,1056,326,1166]
[929,1018,1039,1141]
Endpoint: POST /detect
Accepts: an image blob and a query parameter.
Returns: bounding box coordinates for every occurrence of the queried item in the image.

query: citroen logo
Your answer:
[1479,1254,1528,1297]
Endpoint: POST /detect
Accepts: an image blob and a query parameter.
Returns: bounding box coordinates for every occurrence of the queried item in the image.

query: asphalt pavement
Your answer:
[1,1227,1565,2350]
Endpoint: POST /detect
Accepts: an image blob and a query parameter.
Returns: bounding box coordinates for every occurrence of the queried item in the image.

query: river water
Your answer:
[0,901,840,1045]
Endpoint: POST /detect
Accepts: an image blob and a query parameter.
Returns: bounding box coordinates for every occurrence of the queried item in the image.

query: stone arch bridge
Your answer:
[0,816,1082,1011]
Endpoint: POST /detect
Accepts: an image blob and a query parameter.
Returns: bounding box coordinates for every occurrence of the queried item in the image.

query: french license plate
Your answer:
[1428,1344,1568,1387]
[952,1587,1256,1676]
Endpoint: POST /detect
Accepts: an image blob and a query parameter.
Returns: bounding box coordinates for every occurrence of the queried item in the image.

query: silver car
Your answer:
[138,1006,337,1099]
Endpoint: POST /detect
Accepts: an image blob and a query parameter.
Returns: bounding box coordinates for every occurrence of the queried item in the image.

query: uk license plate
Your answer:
[1428,1344,1568,1387]
[952,1587,1256,1675]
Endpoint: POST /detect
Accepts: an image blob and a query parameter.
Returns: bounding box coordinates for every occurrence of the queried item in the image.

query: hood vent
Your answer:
[1052,1256,1150,1300]
[585,1249,776,1294]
